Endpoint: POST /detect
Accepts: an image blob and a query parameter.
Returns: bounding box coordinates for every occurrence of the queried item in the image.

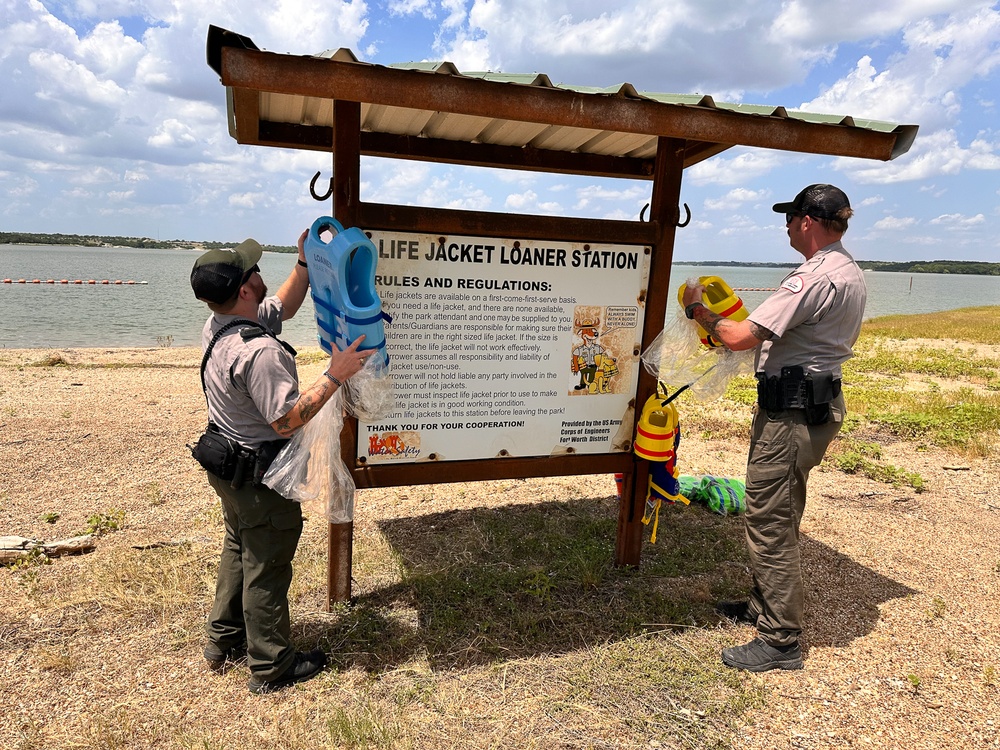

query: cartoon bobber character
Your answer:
[571,315,606,393]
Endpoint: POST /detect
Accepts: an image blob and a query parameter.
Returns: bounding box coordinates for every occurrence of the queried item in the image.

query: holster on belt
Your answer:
[756,366,841,425]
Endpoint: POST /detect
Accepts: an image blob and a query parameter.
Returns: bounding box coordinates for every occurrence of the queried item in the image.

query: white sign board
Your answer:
[360,232,650,464]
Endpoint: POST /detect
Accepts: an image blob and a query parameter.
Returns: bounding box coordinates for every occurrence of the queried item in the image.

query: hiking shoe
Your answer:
[721,637,803,672]
[715,600,757,626]
[204,643,247,673]
[247,649,327,694]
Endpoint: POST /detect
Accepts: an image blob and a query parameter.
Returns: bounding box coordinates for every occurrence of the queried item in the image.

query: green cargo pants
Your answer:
[743,393,845,648]
[206,472,303,681]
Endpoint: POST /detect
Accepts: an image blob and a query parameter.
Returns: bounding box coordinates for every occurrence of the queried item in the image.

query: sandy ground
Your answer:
[1,346,998,749]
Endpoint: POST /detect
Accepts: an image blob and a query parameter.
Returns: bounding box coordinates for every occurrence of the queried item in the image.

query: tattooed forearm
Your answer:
[698,310,726,340]
[271,376,337,436]
[749,321,774,342]
[274,414,294,435]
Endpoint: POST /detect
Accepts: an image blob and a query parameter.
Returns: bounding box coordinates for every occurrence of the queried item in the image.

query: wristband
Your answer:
[297,259,308,268]
[685,302,704,320]
[323,372,343,387]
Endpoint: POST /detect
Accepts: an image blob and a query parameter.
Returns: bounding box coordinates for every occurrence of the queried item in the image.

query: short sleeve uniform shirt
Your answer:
[201,297,299,449]
[747,242,867,378]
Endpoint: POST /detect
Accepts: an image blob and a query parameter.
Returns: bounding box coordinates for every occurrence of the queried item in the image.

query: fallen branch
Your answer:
[1,534,95,564]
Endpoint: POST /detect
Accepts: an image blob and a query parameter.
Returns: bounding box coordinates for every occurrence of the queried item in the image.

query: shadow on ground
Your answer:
[308,495,914,673]
[802,535,916,649]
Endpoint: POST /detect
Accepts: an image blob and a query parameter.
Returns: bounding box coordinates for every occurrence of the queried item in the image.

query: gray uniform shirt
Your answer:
[201,297,299,449]
[747,241,866,378]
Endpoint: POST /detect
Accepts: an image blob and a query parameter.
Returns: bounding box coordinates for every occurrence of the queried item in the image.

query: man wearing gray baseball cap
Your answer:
[682,184,866,672]
[190,232,367,693]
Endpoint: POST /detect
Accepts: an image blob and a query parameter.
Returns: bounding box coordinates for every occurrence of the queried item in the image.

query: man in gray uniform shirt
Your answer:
[682,184,866,672]
[190,231,367,693]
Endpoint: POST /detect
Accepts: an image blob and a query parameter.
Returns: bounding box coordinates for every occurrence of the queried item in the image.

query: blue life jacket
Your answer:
[304,216,391,368]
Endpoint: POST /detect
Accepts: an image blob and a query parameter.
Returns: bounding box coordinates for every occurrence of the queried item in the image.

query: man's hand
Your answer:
[682,283,705,308]
[296,229,308,265]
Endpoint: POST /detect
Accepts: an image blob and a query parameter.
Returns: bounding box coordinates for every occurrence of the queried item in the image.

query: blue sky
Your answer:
[1,0,998,262]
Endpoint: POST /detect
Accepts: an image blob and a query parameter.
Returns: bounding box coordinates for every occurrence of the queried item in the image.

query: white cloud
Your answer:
[873,216,919,230]
[688,150,783,186]
[929,212,986,227]
[846,129,1000,183]
[229,192,266,209]
[704,187,770,211]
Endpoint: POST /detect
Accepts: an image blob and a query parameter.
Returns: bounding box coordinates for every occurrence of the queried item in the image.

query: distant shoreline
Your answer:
[3,235,999,276]
[0,233,295,254]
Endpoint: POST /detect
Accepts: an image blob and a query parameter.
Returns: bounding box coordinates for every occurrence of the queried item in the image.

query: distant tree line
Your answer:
[4,233,998,275]
[0,232,295,253]
[664,258,1000,275]
[855,260,1000,275]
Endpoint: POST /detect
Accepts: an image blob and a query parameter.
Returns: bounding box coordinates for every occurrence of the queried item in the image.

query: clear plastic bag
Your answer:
[262,356,395,522]
[262,389,356,522]
[640,286,754,401]
[343,355,395,421]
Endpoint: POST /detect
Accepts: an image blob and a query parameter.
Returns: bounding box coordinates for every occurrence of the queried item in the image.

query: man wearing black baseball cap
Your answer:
[190,232,368,693]
[682,184,866,672]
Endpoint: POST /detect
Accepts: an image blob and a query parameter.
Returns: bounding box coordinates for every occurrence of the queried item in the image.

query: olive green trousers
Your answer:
[206,473,303,681]
[743,394,845,647]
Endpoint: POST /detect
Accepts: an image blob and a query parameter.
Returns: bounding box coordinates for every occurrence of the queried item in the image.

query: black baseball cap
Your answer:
[190,239,263,304]
[772,184,851,220]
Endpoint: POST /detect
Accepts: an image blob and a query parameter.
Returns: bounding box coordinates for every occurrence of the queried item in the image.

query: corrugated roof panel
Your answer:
[578,130,657,157]
[529,124,607,152]
[476,118,549,147]
[362,103,435,136]
[422,111,496,142]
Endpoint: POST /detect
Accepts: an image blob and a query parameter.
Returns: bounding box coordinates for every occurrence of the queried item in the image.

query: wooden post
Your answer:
[328,99,362,608]
[614,136,685,567]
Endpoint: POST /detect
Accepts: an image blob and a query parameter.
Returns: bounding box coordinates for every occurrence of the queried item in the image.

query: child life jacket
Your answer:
[633,387,689,544]
[676,276,748,348]
[304,216,391,368]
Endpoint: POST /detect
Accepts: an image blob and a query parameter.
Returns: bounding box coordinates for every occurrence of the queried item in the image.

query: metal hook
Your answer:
[639,202,690,226]
[676,203,691,228]
[309,171,334,201]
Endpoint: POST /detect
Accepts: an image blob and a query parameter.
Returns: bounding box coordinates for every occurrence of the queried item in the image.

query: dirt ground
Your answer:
[1,346,998,749]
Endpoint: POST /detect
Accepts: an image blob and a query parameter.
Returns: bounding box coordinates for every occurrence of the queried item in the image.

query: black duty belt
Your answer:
[756,366,841,425]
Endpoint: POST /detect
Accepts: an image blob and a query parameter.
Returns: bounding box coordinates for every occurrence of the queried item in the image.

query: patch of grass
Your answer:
[679,308,1000,459]
[39,511,60,524]
[83,509,125,536]
[326,702,407,750]
[143,482,164,507]
[927,595,946,620]
[826,440,925,492]
[863,306,1000,345]
[848,341,1000,380]
[322,499,749,675]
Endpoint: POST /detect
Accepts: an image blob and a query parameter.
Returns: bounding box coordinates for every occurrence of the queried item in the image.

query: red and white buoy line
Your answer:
[2,278,147,285]
[731,287,777,291]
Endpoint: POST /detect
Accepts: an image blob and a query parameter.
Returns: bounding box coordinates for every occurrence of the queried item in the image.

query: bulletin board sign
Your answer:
[361,231,651,464]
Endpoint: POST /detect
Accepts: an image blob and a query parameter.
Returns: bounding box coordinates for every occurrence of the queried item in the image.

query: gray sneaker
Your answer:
[721,637,803,672]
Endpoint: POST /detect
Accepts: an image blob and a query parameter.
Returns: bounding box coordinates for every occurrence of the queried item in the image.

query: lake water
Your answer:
[3,244,999,348]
